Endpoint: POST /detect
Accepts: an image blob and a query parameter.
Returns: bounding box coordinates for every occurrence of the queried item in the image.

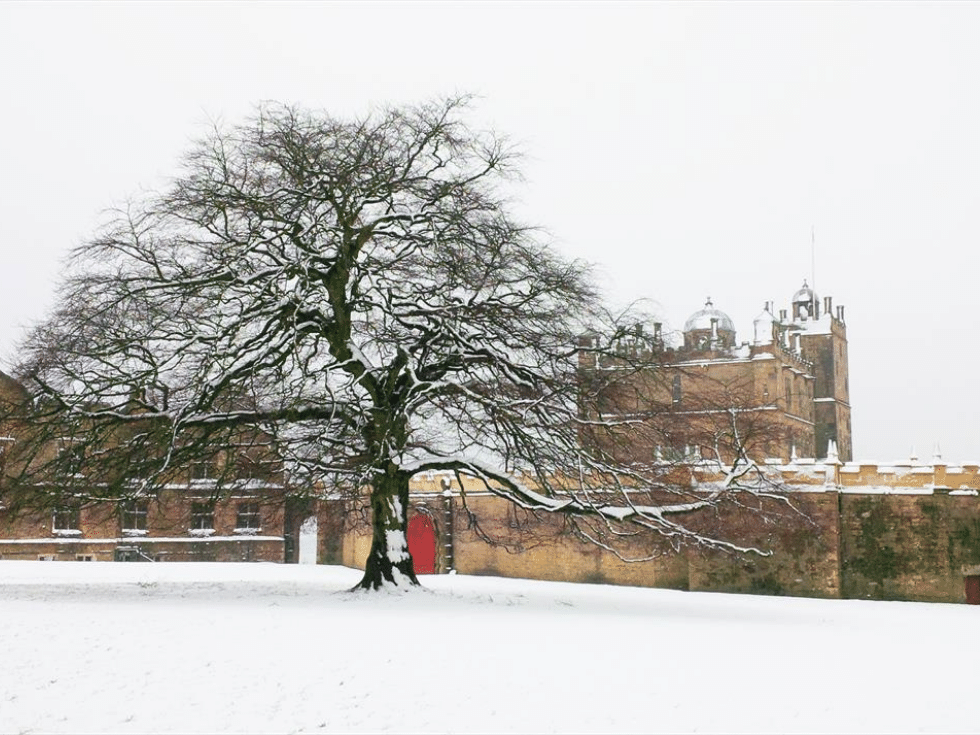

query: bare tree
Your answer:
[7,97,788,589]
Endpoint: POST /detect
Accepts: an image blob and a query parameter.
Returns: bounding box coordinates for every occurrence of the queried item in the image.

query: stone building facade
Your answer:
[581,281,852,464]
[674,281,851,461]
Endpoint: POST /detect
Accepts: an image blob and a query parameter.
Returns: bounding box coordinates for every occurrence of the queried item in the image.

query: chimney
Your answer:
[779,309,787,321]
[837,305,845,322]
[653,322,662,340]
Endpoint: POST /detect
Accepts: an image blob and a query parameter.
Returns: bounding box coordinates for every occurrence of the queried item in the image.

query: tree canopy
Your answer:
[8,97,784,589]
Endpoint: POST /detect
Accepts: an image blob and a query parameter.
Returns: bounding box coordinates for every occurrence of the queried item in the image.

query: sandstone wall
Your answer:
[840,493,980,602]
[333,486,980,603]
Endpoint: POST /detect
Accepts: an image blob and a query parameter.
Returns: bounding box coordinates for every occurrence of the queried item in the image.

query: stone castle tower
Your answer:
[675,280,852,461]
[785,281,851,461]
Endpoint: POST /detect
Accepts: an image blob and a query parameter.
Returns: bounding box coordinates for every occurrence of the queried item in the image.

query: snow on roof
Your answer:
[792,280,818,305]
[838,485,936,495]
[683,298,735,333]
[799,315,833,335]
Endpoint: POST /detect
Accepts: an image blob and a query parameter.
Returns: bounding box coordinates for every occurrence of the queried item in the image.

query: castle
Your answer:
[575,279,852,468]
[5,280,980,604]
[664,280,852,462]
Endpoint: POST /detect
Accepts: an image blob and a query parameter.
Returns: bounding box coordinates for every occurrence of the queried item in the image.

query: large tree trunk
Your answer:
[353,465,420,590]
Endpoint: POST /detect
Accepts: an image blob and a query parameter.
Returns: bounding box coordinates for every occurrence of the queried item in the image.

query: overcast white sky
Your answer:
[1,1,978,461]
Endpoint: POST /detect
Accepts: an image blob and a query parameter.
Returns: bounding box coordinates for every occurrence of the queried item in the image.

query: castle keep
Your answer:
[668,281,852,462]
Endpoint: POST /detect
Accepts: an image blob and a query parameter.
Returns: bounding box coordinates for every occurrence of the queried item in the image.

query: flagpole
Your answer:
[811,225,816,316]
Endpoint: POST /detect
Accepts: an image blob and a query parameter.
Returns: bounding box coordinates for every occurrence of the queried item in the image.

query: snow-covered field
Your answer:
[0,562,975,734]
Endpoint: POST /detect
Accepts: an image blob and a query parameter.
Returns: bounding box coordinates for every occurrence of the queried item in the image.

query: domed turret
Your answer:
[683,297,736,352]
[792,280,819,321]
[684,298,735,333]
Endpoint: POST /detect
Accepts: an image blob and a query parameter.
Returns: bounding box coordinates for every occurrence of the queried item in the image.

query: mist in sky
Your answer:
[1,1,977,461]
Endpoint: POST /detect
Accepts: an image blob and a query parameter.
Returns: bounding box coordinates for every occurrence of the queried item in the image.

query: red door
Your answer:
[966,575,980,605]
[407,514,436,574]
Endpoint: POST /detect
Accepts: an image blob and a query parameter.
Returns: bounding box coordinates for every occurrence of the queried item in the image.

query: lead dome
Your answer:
[792,280,819,320]
[792,280,818,306]
[683,298,735,333]
[683,297,737,352]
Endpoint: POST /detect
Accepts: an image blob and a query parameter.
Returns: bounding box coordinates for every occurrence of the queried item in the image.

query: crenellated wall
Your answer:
[334,461,980,603]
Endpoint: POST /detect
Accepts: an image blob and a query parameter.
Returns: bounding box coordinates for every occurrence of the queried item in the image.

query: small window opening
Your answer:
[53,507,81,535]
[190,502,215,532]
[122,499,149,533]
[235,502,261,533]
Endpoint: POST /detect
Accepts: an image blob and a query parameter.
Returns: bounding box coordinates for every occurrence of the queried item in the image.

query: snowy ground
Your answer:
[0,562,975,734]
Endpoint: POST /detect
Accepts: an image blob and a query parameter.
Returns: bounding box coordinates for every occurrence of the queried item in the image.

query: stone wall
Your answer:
[447,493,690,589]
[840,493,980,602]
[336,489,843,597]
[333,477,980,603]
[686,492,841,598]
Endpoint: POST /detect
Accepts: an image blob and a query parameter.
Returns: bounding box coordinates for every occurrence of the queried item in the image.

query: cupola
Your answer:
[683,297,736,352]
[791,280,819,321]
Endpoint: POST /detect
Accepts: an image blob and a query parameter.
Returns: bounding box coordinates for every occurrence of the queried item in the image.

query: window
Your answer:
[235,502,261,533]
[189,502,214,533]
[672,374,682,404]
[52,507,81,536]
[190,461,212,482]
[38,554,55,561]
[122,499,149,534]
[75,554,95,562]
[58,441,85,476]
[238,454,274,482]
[0,437,14,472]
[785,378,792,411]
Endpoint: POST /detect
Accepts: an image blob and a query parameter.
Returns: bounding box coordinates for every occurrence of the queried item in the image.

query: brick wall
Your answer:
[0,490,285,562]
